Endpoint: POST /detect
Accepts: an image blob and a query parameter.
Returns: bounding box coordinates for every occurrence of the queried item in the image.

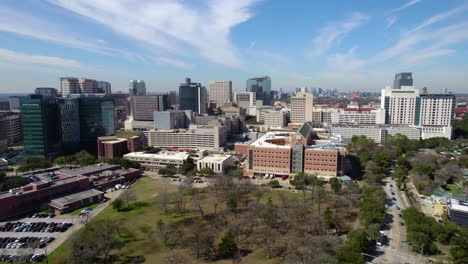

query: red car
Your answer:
[281,175,288,180]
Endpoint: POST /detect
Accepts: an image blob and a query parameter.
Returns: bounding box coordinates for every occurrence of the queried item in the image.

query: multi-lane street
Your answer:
[373,177,422,264]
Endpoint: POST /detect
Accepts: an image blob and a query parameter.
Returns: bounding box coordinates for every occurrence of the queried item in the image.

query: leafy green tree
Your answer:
[111,199,124,211]
[423,137,452,149]
[450,229,468,264]
[324,207,336,230]
[330,177,342,193]
[198,167,214,175]
[218,231,238,259]
[159,166,176,177]
[344,229,372,253]
[268,180,281,188]
[54,155,76,165]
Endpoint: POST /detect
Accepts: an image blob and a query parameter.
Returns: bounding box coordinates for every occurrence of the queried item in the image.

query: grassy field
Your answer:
[444,183,463,194]
[45,176,356,264]
[69,203,100,216]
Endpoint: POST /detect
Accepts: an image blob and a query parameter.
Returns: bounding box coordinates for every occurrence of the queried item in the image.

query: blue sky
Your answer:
[0,0,467,93]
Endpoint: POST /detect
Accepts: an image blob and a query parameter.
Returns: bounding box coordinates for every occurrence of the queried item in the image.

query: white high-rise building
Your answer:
[129,80,146,96]
[381,82,455,139]
[381,85,419,125]
[61,77,80,97]
[290,92,313,123]
[209,81,232,105]
[78,78,99,94]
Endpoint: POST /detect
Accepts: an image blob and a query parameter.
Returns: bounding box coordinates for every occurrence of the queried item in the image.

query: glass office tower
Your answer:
[21,95,62,157]
[246,76,272,105]
[179,78,207,114]
[76,95,115,153]
[58,98,80,154]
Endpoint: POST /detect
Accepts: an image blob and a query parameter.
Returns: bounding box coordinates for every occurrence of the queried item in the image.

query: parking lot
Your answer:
[0,214,74,261]
[0,189,124,261]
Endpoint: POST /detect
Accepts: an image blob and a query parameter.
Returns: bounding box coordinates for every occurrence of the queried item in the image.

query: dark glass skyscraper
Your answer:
[21,95,62,157]
[179,78,207,114]
[393,72,413,89]
[246,76,272,105]
[58,98,80,154]
[76,95,115,153]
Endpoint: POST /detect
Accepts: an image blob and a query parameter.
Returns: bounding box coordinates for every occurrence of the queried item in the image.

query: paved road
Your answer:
[373,177,421,264]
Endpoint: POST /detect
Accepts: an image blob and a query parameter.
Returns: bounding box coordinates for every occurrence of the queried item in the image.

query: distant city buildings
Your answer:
[129,80,146,96]
[97,81,112,95]
[61,77,109,96]
[393,72,413,89]
[8,96,22,110]
[246,76,272,106]
[35,87,58,96]
[209,80,232,106]
[179,78,207,114]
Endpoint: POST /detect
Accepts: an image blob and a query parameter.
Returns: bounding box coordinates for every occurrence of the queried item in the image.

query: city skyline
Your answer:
[0,0,467,93]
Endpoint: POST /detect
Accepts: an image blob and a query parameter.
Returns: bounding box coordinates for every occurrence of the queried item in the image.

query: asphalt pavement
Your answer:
[372,177,422,264]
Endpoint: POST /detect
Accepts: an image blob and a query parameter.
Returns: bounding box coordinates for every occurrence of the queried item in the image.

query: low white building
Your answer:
[196,155,233,174]
[123,151,189,169]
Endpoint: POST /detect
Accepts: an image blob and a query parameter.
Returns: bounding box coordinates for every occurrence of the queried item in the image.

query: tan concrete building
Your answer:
[209,81,232,106]
[143,126,226,149]
[263,110,287,128]
[290,92,313,123]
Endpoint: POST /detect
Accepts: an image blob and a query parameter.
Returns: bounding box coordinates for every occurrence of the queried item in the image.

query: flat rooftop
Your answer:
[250,131,293,149]
[198,155,232,163]
[51,189,103,206]
[58,164,120,177]
[124,151,189,161]
[0,176,88,199]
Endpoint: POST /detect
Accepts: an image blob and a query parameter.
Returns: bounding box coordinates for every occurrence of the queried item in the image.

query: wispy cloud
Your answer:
[46,0,261,67]
[0,48,87,70]
[249,40,257,48]
[409,5,467,33]
[393,0,422,12]
[327,46,365,71]
[308,12,369,57]
[155,57,194,69]
[0,6,146,62]
[386,16,397,28]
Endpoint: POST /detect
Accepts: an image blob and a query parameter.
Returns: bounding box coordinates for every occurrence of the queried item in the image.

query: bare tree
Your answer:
[174,190,188,215]
[155,219,182,247]
[165,252,189,264]
[156,191,171,214]
[191,193,205,217]
[122,188,136,208]
[254,224,279,259]
[185,223,215,259]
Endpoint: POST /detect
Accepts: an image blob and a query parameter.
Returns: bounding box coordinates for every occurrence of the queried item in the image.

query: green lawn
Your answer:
[445,183,463,194]
[69,203,100,216]
[44,176,354,264]
[115,130,142,138]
